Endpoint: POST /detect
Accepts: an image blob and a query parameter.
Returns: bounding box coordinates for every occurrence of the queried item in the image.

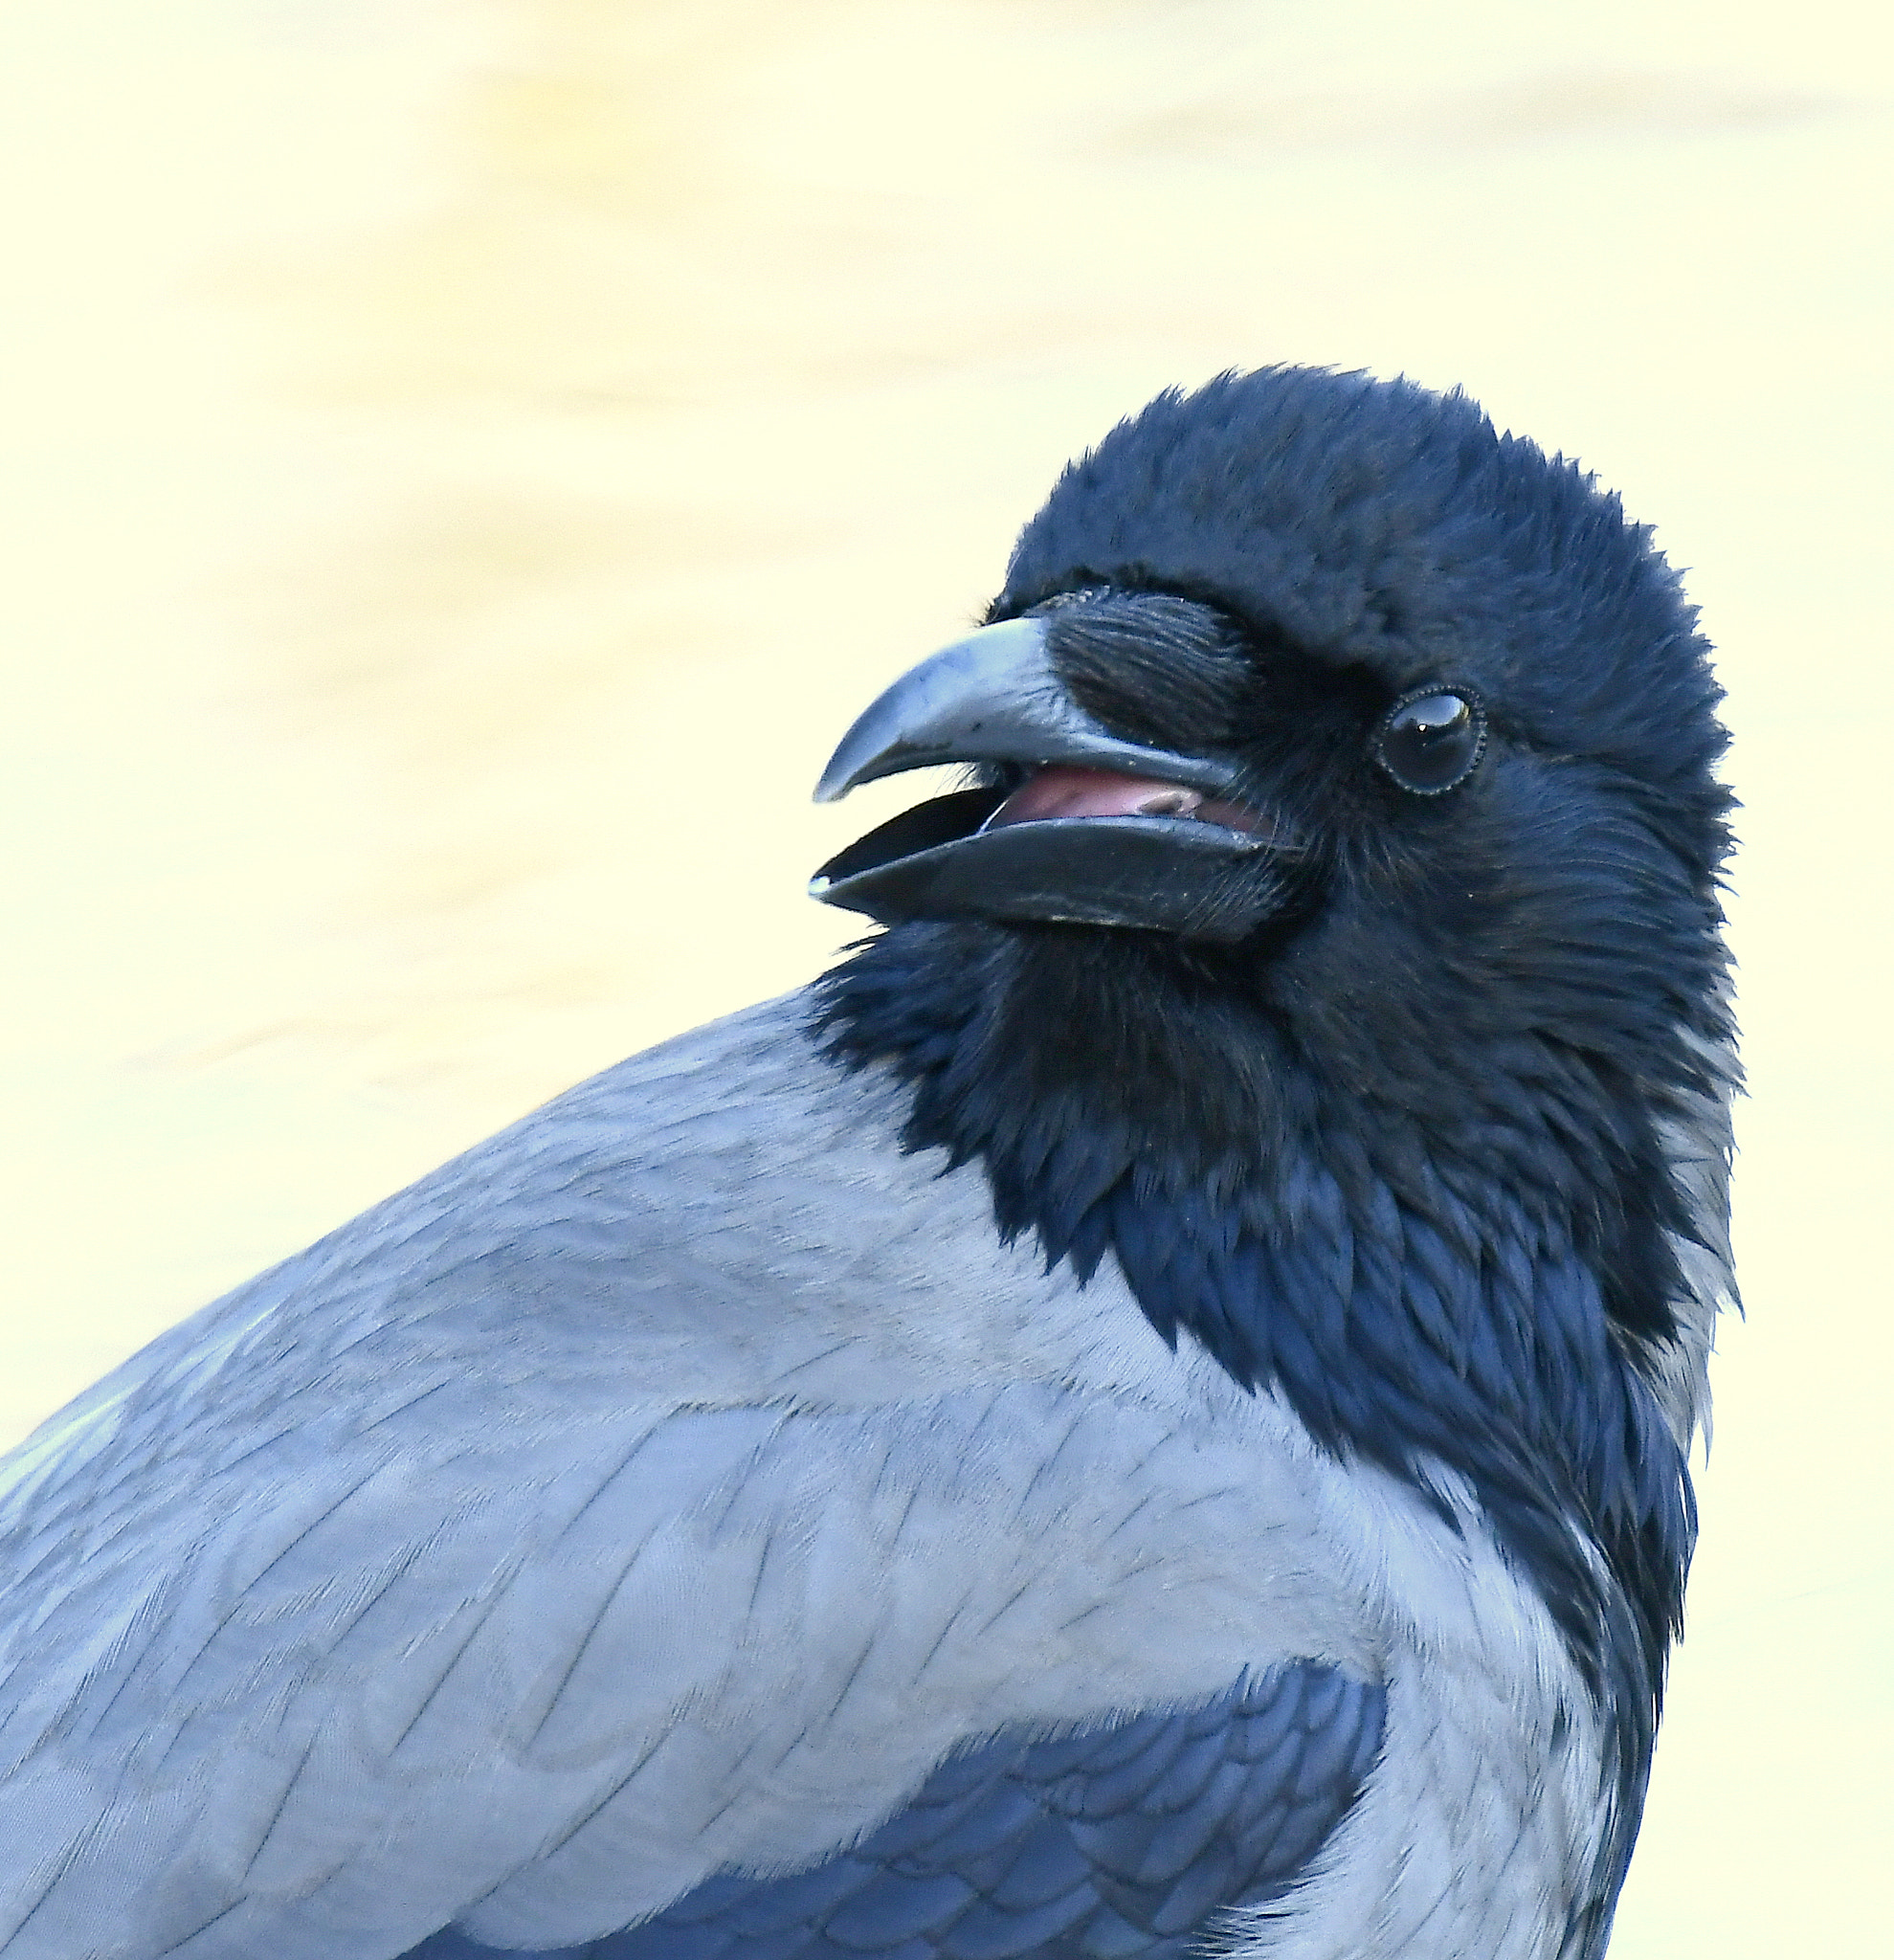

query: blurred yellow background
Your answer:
[2,2,1888,1951]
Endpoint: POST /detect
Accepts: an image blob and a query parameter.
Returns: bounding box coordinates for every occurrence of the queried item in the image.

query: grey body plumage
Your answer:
[0,368,1736,1959]
[0,1003,1640,1959]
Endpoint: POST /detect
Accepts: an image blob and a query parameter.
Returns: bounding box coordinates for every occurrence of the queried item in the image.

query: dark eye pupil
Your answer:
[1375,691,1482,794]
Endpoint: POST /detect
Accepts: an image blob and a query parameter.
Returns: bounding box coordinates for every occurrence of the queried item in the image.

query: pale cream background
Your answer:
[1,2,1888,1951]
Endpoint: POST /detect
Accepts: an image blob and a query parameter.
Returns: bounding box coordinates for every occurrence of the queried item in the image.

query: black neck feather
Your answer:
[815,919,1705,1946]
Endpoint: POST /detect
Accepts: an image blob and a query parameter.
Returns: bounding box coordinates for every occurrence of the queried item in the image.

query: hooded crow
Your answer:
[0,368,1735,1960]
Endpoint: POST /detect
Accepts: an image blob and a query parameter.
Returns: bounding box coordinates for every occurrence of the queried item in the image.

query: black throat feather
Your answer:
[814,918,1709,1948]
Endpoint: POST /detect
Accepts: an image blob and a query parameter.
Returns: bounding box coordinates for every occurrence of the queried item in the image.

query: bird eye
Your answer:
[1372,688,1485,795]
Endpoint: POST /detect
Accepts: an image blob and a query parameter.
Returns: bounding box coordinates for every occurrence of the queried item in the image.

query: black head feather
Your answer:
[817,367,1735,1955]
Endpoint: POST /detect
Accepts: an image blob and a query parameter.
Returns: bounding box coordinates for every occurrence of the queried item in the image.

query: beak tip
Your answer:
[813,751,871,803]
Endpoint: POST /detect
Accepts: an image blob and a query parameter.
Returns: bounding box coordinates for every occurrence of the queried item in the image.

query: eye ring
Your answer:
[1371,685,1487,796]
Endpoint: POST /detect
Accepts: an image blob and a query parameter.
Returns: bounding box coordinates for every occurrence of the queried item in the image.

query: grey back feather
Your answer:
[0,998,1415,1960]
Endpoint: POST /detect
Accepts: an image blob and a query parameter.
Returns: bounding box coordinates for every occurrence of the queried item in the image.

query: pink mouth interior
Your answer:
[986,765,1257,833]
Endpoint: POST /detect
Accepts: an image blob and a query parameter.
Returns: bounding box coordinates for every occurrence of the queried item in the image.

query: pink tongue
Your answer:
[987,766,1207,828]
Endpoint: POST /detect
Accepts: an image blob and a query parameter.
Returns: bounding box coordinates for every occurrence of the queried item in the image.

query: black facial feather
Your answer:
[815,367,1733,1956]
[1039,591,1259,753]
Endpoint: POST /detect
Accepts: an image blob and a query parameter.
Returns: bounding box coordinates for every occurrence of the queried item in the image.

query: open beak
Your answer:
[810,617,1299,944]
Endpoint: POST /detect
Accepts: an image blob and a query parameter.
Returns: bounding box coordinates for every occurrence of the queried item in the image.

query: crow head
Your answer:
[812,370,1735,1926]
[815,368,1728,1120]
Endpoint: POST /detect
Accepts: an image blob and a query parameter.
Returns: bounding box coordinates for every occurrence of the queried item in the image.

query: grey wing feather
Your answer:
[0,996,1370,1960]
